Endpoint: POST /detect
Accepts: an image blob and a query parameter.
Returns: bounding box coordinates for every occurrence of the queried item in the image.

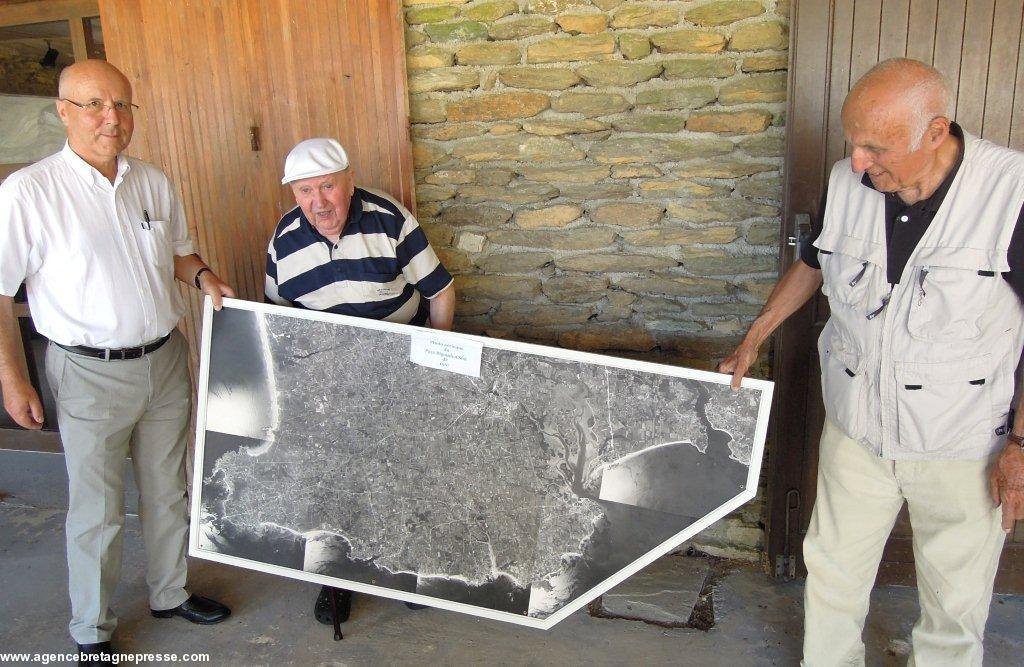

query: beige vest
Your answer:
[814,132,1024,460]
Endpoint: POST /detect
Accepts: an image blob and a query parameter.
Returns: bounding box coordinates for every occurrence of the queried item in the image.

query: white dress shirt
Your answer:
[0,143,196,347]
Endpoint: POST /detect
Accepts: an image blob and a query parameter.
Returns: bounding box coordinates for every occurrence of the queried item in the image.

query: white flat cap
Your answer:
[281,138,349,184]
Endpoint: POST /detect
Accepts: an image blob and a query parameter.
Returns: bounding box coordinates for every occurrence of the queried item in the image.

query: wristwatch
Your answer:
[1007,432,1024,448]
[194,267,212,289]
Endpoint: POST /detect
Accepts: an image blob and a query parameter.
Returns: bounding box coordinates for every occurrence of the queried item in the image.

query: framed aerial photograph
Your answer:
[190,298,773,629]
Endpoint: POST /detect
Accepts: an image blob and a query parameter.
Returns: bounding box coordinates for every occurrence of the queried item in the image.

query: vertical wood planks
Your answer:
[906,0,939,64]
[878,0,911,61]
[956,0,996,135]
[982,0,1024,144]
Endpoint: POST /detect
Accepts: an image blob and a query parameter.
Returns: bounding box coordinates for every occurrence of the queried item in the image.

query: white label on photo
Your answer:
[409,333,483,378]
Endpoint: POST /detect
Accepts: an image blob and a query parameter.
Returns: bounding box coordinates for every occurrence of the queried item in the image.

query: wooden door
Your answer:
[770,0,1024,592]
[98,0,415,350]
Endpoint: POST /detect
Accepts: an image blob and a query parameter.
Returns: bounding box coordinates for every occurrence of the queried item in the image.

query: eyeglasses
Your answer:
[60,98,139,115]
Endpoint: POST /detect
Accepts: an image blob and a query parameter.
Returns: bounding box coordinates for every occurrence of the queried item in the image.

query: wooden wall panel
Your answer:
[98,0,414,355]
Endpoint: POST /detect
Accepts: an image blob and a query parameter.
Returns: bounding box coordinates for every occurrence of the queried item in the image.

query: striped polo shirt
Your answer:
[265,187,452,325]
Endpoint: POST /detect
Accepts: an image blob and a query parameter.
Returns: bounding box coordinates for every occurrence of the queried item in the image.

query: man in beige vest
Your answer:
[722,58,1024,666]
[0,60,233,662]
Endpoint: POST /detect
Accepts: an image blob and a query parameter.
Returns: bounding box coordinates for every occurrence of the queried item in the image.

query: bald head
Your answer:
[56,59,135,179]
[58,59,132,100]
[844,58,950,149]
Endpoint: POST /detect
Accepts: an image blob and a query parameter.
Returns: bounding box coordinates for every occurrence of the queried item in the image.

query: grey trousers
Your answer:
[45,330,192,644]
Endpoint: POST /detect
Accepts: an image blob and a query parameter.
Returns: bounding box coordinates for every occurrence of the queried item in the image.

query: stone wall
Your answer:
[403,0,789,560]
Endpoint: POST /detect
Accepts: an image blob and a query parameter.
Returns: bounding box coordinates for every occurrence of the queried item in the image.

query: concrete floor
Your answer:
[3,501,1024,665]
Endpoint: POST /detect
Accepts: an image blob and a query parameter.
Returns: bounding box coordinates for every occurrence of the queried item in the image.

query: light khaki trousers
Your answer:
[802,419,1004,667]
[46,331,192,644]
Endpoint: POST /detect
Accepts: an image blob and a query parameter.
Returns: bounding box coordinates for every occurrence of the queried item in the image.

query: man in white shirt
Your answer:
[0,60,234,662]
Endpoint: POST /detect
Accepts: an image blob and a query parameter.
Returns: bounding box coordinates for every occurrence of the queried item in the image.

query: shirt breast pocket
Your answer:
[137,219,173,269]
[361,273,403,300]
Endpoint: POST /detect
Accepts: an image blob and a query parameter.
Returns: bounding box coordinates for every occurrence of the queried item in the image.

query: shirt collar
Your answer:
[60,141,130,187]
[859,122,965,214]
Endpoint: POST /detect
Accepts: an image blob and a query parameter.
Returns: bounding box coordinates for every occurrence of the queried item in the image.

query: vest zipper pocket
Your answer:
[849,261,869,287]
[917,266,929,306]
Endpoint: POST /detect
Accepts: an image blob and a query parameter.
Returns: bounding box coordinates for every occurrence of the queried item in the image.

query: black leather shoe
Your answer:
[314,585,352,624]
[405,601,428,610]
[152,594,231,624]
[77,641,113,665]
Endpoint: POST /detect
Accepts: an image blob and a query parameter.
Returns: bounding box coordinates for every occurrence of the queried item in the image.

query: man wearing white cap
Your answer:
[265,137,455,624]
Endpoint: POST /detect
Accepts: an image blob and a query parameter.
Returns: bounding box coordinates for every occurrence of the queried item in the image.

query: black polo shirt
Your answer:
[800,123,1024,301]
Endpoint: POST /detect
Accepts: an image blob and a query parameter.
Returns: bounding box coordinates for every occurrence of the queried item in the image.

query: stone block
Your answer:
[592,0,624,9]
[662,57,736,79]
[737,279,776,301]
[456,231,487,252]
[405,29,428,47]
[457,274,541,299]
[592,202,664,227]
[404,0,470,4]
[477,169,515,185]
[625,225,740,246]
[637,179,730,198]
[498,66,581,90]
[412,141,449,168]
[492,303,593,326]
[618,33,652,60]
[416,184,457,203]
[452,134,585,162]
[522,119,610,135]
[552,92,632,117]
[406,46,454,70]
[409,97,447,123]
[555,253,676,272]
[558,183,633,199]
[527,0,591,11]
[681,249,777,275]
[456,183,558,205]
[611,115,687,133]
[414,123,486,140]
[422,222,455,247]
[735,176,782,201]
[543,274,611,303]
[487,227,618,250]
[745,220,779,245]
[447,91,549,121]
[426,169,476,185]
[527,34,616,64]
[520,165,610,183]
[667,198,779,223]
[475,251,554,272]
[577,62,664,87]
[559,326,657,352]
[424,20,489,42]
[616,275,732,297]
[408,68,479,93]
[463,0,518,21]
[690,301,763,317]
[590,136,732,164]
[515,204,584,228]
[729,21,789,52]
[557,13,609,34]
[685,1,765,26]
[596,289,637,320]
[719,73,787,104]
[406,5,460,23]
[636,84,717,110]
[435,247,474,272]
[742,54,788,72]
[599,556,709,625]
[441,204,513,227]
[489,16,556,39]
[455,42,522,66]
[611,5,680,28]
[651,30,727,54]
[738,133,785,157]
[673,160,776,178]
[686,109,773,135]
[455,299,493,317]
[612,165,663,178]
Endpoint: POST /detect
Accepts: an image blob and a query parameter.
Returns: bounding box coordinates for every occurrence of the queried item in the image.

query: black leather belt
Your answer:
[55,333,172,361]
